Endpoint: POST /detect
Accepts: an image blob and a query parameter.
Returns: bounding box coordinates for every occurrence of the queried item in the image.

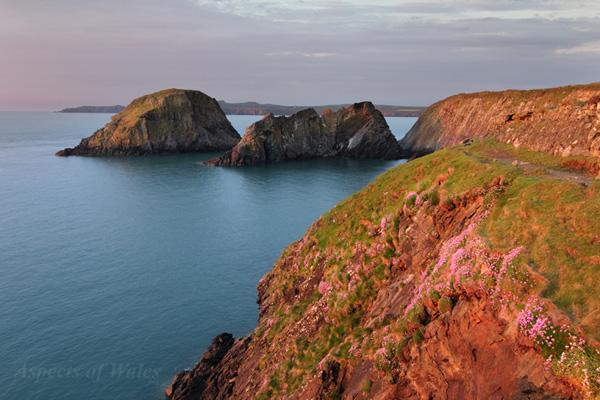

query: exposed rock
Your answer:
[166,181,578,400]
[55,89,240,156]
[166,333,236,399]
[203,102,400,166]
[399,82,600,158]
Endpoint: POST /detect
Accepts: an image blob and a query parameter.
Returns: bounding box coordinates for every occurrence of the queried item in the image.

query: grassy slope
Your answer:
[471,140,600,335]
[253,138,600,398]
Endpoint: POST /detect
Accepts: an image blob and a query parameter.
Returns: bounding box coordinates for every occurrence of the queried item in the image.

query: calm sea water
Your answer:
[0,112,415,400]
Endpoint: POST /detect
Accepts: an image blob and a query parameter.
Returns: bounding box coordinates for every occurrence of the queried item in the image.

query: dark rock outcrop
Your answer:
[56,89,240,156]
[166,333,236,400]
[399,82,600,158]
[203,102,400,166]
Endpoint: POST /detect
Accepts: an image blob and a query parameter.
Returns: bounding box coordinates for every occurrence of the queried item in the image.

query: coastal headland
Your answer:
[167,82,600,400]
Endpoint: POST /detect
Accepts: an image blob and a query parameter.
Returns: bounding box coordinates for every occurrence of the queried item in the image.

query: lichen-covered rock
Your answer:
[56,89,240,156]
[399,82,600,158]
[204,102,400,166]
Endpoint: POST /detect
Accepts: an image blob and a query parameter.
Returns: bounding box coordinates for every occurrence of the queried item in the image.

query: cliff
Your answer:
[399,82,600,158]
[55,89,240,156]
[168,138,600,399]
[204,102,400,166]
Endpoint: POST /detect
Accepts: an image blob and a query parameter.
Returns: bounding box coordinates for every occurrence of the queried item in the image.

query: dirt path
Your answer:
[465,148,596,186]
[497,157,594,186]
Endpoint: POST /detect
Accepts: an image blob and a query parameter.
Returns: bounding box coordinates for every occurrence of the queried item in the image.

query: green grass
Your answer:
[363,379,373,394]
[480,178,600,337]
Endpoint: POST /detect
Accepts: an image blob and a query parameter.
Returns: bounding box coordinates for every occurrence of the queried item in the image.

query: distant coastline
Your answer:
[218,101,426,117]
[57,102,426,117]
[58,105,126,113]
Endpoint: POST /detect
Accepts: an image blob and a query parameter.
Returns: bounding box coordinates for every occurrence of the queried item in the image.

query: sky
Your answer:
[1,0,600,111]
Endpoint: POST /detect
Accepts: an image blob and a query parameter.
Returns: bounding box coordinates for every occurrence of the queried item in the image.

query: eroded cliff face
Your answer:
[56,89,240,156]
[168,142,600,399]
[400,82,600,158]
[204,102,400,166]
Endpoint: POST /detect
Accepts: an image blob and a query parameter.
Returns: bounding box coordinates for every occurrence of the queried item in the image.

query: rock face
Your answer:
[204,102,400,166]
[399,82,600,158]
[166,333,236,399]
[56,89,240,156]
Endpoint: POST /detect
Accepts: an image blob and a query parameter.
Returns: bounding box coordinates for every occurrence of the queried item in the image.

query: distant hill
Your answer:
[59,102,425,117]
[218,101,426,117]
[58,105,126,113]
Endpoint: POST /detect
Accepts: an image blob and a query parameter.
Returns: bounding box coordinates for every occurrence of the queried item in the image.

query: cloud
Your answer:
[191,0,600,23]
[2,0,600,110]
[557,41,600,55]
[267,52,337,58]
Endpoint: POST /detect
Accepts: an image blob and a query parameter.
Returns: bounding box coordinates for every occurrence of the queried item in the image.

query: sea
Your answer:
[0,112,416,399]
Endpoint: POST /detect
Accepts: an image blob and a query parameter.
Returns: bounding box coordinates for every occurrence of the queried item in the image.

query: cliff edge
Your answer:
[204,102,400,166]
[56,89,240,156]
[168,137,600,399]
[399,82,600,158]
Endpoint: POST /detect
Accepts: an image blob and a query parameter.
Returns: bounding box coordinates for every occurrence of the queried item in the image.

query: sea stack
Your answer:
[204,102,400,166]
[56,89,241,156]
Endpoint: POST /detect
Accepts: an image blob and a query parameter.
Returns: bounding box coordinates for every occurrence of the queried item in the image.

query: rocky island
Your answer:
[56,89,240,156]
[204,102,401,166]
[168,83,600,400]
